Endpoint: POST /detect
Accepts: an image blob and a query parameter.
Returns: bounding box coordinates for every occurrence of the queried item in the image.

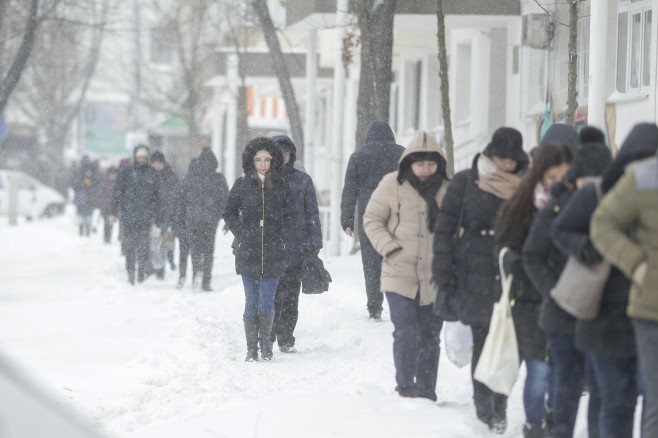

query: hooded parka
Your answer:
[224,138,297,277]
[363,131,449,305]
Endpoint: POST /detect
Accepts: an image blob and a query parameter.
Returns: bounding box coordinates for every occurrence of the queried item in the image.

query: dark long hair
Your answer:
[494,144,573,248]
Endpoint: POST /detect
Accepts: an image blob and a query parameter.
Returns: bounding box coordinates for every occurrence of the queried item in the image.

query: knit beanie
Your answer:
[564,126,612,182]
[150,151,165,164]
[538,123,580,152]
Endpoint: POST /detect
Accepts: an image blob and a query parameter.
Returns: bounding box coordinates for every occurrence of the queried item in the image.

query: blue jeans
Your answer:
[242,275,280,318]
[544,332,585,438]
[523,357,551,425]
[589,354,638,438]
[385,292,443,398]
[633,318,658,438]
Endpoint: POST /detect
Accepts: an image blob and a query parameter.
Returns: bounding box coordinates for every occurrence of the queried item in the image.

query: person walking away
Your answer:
[341,120,405,320]
[179,147,228,291]
[363,130,449,401]
[224,137,297,361]
[494,143,573,437]
[165,159,196,289]
[433,127,529,433]
[95,166,118,243]
[147,151,179,279]
[269,135,323,353]
[590,123,658,438]
[522,126,611,438]
[71,156,100,237]
[108,144,164,285]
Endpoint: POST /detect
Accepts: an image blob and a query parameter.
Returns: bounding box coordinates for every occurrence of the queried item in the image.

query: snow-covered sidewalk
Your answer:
[0,208,599,437]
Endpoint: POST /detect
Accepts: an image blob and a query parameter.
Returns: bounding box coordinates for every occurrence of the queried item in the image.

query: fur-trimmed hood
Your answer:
[241,137,284,178]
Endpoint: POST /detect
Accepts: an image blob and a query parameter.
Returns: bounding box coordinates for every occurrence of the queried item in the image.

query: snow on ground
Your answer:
[0,206,601,437]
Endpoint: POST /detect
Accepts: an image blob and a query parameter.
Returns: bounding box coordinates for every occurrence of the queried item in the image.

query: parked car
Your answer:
[0,169,66,219]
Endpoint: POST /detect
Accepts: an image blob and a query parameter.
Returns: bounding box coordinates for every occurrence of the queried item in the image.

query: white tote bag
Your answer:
[473,248,520,396]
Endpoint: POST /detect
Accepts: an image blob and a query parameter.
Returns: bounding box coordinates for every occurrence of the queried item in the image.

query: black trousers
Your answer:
[121,225,150,277]
[271,266,303,347]
[189,223,217,285]
[386,292,443,398]
[178,234,190,279]
[102,215,113,243]
[359,234,384,315]
[471,324,508,427]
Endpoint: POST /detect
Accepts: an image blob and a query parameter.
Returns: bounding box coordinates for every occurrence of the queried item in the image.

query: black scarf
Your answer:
[402,169,443,232]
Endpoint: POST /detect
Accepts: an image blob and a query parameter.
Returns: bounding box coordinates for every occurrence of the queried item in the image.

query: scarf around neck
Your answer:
[403,169,444,232]
[477,154,521,200]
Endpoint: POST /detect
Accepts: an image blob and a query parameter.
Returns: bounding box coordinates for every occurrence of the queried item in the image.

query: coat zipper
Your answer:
[260,183,265,274]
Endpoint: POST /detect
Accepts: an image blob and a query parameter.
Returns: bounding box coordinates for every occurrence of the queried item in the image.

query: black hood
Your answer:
[197,147,219,174]
[364,120,396,145]
[564,126,612,182]
[241,137,284,177]
[271,135,297,165]
[601,123,658,192]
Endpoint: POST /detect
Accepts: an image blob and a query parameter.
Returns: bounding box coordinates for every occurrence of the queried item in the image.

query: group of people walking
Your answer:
[341,119,658,438]
[72,118,658,438]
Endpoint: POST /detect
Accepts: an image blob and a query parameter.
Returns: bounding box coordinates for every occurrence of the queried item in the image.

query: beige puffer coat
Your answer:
[363,131,449,305]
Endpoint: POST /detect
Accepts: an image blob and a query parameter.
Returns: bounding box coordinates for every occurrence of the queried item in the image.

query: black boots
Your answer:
[258,312,275,361]
[243,317,259,362]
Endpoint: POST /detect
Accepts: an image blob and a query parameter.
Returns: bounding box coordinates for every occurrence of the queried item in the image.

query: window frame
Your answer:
[616,0,652,94]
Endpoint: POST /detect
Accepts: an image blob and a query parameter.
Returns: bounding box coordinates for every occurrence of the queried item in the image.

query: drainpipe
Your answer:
[588,0,608,131]
[329,0,349,256]
[305,29,318,176]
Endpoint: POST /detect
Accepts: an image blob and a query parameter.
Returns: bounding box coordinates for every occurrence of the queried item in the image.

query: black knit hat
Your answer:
[564,126,612,182]
[150,150,165,164]
[483,127,527,164]
[538,123,580,152]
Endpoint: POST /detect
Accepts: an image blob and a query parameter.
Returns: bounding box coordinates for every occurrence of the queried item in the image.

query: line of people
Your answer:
[341,119,658,438]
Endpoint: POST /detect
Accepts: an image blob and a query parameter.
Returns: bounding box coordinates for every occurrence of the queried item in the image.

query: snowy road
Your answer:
[0,208,599,437]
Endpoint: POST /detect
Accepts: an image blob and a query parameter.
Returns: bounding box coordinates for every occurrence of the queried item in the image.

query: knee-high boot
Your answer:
[243,316,259,362]
[258,312,275,361]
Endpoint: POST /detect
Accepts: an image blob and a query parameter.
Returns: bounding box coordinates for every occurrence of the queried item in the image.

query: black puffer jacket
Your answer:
[433,154,525,327]
[522,182,576,334]
[180,148,229,227]
[551,183,635,358]
[340,121,404,237]
[109,147,163,228]
[224,138,297,277]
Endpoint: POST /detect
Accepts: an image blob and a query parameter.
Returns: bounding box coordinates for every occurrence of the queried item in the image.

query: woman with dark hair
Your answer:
[433,127,529,433]
[523,127,613,438]
[363,131,450,401]
[224,137,297,362]
[494,144,572,438]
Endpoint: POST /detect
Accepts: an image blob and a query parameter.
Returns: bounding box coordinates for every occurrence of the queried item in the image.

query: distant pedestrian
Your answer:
[178,147,228,291]
[95,166,119,243]
[269,135,323,353]
[341,120,405,320]
[165,159,196,289]
[108,145,163,285]
[224,137,297,362]
[363,130,449,401]
[149,150,179,279]
[71,156,100,237]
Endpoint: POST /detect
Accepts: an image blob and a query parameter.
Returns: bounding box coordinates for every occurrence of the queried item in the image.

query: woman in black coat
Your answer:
[551,124,658,438]
[494,144,572,438]
[224,137,297,362]
[433,127,529,433]
[522,128,612,438]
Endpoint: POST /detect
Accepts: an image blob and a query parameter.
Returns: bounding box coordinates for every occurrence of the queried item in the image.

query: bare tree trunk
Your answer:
[0,0,40,114]
[564,0,579,126]
[353,0,396,149]
[436,0,454,176]
[250,0,304,161]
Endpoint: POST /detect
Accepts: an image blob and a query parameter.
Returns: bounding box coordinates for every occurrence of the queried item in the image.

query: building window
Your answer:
[577,3,590,101]
[616,0,652,93]
[403,59,422,133]
[150,26,174,65]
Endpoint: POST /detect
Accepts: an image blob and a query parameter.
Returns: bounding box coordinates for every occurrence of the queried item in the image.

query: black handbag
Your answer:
[301,254,332,294]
